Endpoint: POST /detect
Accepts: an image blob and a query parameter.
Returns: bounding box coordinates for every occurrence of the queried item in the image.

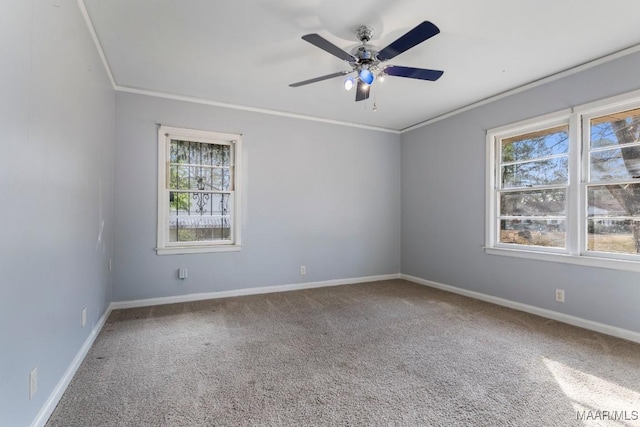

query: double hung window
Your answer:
[487,91,640,271]
[496,123,570,250]
[157,126,242,255]
[585,108,640,256]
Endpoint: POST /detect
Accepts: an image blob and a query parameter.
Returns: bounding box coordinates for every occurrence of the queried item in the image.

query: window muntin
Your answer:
[496,125,570,249]
[586,108,640,256]
[487,94,640,271]
[157,126,241,254]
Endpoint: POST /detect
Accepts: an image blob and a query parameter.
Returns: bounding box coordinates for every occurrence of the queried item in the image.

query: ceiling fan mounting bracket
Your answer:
[355,25,374,43]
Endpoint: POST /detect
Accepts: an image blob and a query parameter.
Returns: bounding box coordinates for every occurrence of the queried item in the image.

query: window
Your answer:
[585,108,640,256]
[486,91,640,272]
[497,123,570,250]
[157,125,241,255]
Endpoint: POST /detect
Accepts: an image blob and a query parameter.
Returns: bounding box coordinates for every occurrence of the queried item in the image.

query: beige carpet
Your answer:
[46,280,640,426]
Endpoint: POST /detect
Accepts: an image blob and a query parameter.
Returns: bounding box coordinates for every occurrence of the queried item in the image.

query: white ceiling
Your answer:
[83,0,640,132]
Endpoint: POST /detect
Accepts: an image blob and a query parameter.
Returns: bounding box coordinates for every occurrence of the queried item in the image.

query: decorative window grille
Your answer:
[157,126,241,254]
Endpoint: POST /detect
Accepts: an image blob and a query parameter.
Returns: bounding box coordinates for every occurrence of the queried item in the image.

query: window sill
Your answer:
[156,245,242,255]
[485,246,640,273]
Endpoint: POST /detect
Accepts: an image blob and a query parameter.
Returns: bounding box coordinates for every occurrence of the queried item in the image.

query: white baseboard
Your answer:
[29,271,639,427]
[31,273,400,426]
[31,303,114,427]
[401,274,640,345]
[111,273,402,310]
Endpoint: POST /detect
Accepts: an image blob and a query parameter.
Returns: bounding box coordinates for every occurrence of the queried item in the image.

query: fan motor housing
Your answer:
[351,45,377,64]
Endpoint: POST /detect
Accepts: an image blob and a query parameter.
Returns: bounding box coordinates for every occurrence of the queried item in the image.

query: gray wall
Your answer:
[401,51,640,334]
[0,1,115,426]
[4,2,639,425]
[113,93,401,301]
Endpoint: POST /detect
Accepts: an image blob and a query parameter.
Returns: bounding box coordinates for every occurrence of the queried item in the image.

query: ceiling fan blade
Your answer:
[355,80,370,102]
[302,34,357,63]
[376,21,440,62]
[384,66,444,81]
[289,71,351,87]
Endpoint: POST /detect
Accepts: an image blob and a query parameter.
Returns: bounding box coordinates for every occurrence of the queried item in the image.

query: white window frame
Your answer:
[486,88,640,273]
[488,111,572,255]
[156,125,242,255]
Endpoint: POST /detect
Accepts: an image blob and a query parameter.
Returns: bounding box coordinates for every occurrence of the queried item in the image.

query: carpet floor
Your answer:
[46,280,640,426]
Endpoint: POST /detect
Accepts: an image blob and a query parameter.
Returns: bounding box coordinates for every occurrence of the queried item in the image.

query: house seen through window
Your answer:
[487,92,640,271]
[497,125,569,249]
[587,108,640,255]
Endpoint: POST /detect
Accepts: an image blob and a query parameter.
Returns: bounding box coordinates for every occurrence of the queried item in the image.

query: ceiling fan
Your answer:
[289,21,444,102]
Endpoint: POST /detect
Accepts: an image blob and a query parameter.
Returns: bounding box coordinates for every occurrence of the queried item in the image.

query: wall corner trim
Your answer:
[30,304,114,427]
[77,0,117,89]
[401,274,640,345]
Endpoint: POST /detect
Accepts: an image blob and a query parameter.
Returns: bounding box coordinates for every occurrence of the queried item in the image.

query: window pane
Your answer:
[587,219,640,254]
[587,184,640,217]
[170,192,231,217]
[590,146,640,181]
[169,165,188,190]
[499,219,565,248]
[502,157,568,188]
[169,193,232,243]
[170,140,231,166]
[213,168,232,191]
[189,141,201,164]
[169,166,232,191]
[590,108,640,149]
[500,189,566,216]
[219,145,231,167]
[170,140,189,163]
[501,125,569,163]
[169,216,232,242]
[199,143,231,166]
[207,193,231,216]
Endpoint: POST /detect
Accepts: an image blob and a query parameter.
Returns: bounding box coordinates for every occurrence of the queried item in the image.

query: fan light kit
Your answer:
[290,21,444,103]
[344,77,355,90]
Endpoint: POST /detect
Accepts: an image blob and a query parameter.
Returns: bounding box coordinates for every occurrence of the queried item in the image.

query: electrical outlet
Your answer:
[29,367,37,399]
[178,268,188,280]
[300,265,306,275]
[81,308,87,328]
[555,289,565,303]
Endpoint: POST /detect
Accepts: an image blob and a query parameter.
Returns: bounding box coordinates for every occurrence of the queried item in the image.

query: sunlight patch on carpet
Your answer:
[543,357,640,426]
